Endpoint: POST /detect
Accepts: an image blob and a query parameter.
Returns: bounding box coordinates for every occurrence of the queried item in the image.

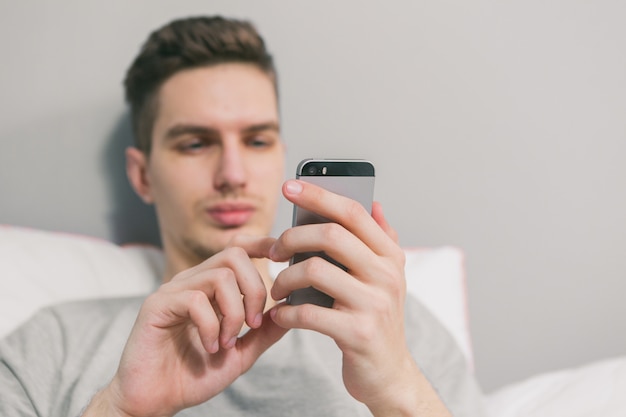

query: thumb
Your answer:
[227,235,277,259]
[237,309,288,371]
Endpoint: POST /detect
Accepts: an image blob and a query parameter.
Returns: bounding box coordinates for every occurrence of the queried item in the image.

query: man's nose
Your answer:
[213,144,247,192]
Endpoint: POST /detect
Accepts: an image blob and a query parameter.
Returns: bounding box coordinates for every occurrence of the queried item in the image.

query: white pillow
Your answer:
[486,355,626,417]
[0,225,163,338]
[0,225,472,366]
[403,247,474,369]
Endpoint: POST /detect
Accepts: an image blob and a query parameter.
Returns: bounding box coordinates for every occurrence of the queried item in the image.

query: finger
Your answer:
[270,256,365,307]
[168,247,267,330]
[167,267,246,349]
[146,290,221,354]
[227,235,276,259]
[237,309,289,372]
[211,246,270,328]
[210,269,247,349]
[282,180,394,256]
[269,222,375,276]
[371,202,399,243]
[270,302,355,347]
[185,291,222,354]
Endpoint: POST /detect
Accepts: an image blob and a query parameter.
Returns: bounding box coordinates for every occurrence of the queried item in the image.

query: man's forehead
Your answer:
[154,64,279,135]
[159,64,277,107]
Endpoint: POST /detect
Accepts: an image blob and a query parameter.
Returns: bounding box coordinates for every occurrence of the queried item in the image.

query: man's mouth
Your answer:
[206,203,255,228]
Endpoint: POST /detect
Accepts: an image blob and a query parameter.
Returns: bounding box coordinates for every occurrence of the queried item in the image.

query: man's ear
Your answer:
[126,147,154,204]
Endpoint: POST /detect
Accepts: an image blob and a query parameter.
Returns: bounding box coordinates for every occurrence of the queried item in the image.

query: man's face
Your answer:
[140,63,284,267]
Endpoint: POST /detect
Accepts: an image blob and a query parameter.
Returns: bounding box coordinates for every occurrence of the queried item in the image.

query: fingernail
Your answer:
[226,337,237,349]
[285,180,303,195]
[211,340,219,353]
[269,244,275,258]
[253,313,263,328]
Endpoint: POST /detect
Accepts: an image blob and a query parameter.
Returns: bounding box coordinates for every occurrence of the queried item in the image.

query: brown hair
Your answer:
[124,16,277,154]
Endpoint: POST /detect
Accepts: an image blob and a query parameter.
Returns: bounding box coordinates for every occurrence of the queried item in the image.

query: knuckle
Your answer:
[394,277,407,299]
[223,307,245,325]
[381,267,406,299]
[343,199,367,221]
[278,227,295,246]
[321,222,344,242]
[295,304,318,325]
[212,267,235,285]
[303,256,327,278]
[186,289,208,306]
[272,230,293,258]
[224,246,247,260]
[366,278,402,315]
[351,318,377,344]
[246,284,267,302]
[387,285,406,302]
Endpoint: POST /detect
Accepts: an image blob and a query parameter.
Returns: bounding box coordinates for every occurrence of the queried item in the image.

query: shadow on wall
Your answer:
[103,111,161,247]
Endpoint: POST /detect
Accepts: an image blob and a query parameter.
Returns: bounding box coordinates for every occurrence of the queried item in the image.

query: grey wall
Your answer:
[1,1,624,392]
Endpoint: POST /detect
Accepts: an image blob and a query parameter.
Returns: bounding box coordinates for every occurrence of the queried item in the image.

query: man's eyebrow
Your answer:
[164,124,218,140]
[242,122,281,134]
[164,122,280,140]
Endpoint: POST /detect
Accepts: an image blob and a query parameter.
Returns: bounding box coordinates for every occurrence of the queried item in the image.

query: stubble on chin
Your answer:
[182,236,218,266]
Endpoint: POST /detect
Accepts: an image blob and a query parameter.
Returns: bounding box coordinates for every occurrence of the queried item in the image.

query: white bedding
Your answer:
[2,225,623,416]
[486,355,626,417]
[0,225,474,367]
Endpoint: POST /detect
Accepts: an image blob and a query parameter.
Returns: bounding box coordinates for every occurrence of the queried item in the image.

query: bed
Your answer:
[1,225,624,416]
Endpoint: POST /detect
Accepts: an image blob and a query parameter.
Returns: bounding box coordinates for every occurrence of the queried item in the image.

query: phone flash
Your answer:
[322,166,327,175]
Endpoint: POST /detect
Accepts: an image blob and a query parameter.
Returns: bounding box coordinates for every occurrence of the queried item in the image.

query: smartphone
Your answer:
[286,158,375,307]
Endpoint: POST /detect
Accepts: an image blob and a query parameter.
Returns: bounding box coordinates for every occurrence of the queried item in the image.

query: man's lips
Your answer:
[206,203,255,228]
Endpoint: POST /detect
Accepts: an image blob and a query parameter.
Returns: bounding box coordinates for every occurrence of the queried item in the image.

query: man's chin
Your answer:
[184,227,265,262]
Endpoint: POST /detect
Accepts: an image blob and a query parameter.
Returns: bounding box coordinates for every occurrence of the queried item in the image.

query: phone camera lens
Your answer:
[306,166,317,175]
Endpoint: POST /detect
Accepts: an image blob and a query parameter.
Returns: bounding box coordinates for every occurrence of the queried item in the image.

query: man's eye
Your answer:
[247,136,272,148]
[178,140,206,152]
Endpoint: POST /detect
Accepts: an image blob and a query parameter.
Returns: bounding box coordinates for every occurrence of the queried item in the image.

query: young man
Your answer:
[0,16,486,416]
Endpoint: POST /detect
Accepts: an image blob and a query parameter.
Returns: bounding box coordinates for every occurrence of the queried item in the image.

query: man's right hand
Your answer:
[83,237,288,417]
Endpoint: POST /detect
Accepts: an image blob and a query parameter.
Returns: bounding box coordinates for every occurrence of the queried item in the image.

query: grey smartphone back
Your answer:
[287,159,375,307]
[291,175,375,226]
